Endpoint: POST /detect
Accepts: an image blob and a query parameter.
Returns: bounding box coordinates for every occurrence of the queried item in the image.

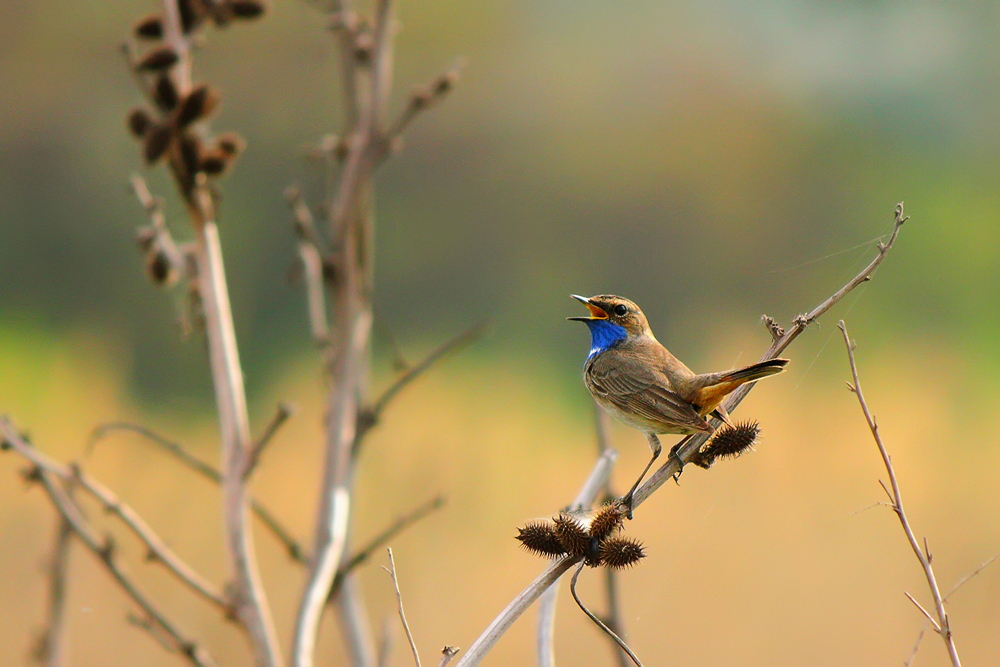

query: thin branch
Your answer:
[2,421,228,611]
[944,551,1000,602]
[377,616,394,667]
[383,549,421,667]
[35,484,73,667]
[243,403,295,481]
[536,585,557,667]
[840,321,960,666]
[457,205,908,666]
[337,572,378,667]
[332,495,446,597]
[0,428,217,666]
[89,422,308,564]
[456,449,617,667]
[438,647,460,667]
[286,186,332,347]
[903,592,941,633]
[904,623,929,667]
[355,322,486,452]
[568,563,643,667]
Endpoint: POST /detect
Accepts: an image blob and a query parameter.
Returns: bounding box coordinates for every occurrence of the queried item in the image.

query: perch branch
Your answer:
[457,204,907,666]
[840,321,960,667]
[35,483,73,667]
[383,548,421,667]
[438,647,460,667]
[243,402,295,481]
[456,449,617,667]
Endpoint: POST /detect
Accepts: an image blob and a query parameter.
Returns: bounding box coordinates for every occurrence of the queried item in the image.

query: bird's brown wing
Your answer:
[587,354,712,433]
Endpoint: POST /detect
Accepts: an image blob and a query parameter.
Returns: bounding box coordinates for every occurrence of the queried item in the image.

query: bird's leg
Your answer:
[621,433,661,519]
[668,441,686,484]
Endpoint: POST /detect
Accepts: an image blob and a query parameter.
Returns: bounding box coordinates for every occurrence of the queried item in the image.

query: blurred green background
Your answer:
[2,1,1000,665]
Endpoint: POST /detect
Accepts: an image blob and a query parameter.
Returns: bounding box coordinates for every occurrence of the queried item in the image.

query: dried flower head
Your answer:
[177,85,220,127]
[214,132,245,157]
[127,108,153,138]
[178,133,203,178]
[153,74,179,111]
[134,14,164,39]
[179,0,207,33]
[588,501,626,541]
[515,522,565,558]
[229,0,266,19]
[136,46,179,72]
[553,513,590,558]
[145,248,176,285]
[598,536,645,570]
[200,149,232,176]
[143,124,174,164]
[692,420,760,469]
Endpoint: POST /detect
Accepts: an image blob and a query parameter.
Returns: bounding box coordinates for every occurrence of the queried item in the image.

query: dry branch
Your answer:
[383,549,421,667]
[456,204,907,666]
[839,321,960,667]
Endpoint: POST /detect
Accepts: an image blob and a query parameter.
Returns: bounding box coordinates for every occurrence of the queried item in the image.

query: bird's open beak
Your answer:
[567,294,608,321]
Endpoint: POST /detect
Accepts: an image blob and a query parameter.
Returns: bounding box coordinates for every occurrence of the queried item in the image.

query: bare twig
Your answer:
[568,563,643,667]
[2,420,228,611]
[904,624,929,667]
[377,616,394,667]
[456,449,617,667]
[0,425,217,666]
[383,549,421,667]
[337,572,378,667]
[89,422,308,563]
[438,647,460,667]
[458,205,907,666]
[35,486,73,667]
[355,322,486,452]
[944,551,1000,602]
[332,495,446,597]
[286,186,331,347]
[535,583,557,667]
[839,321,960,667]
[243,403,295,481]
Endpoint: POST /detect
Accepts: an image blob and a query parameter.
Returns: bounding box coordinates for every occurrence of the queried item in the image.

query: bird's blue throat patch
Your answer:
[583,320,627,360]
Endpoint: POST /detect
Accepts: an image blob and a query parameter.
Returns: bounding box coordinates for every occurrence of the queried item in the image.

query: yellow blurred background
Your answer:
[2,0,1000,665]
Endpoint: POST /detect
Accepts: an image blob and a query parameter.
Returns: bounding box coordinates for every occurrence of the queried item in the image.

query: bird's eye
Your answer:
[613,304,628,316]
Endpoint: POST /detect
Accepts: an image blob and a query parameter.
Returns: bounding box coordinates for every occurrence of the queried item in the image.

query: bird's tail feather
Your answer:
[718,358,789,384]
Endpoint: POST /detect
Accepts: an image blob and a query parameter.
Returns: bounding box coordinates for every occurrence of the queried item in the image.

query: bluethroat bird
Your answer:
[569,294,788,512]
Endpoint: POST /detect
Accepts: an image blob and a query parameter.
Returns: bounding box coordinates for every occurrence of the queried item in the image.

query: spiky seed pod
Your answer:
[145,248,176,285]
[127,108,152,138]
[153,74,179,111]
[176,85,220,128]
[179,0,207,33]
[136,46,179,72]
[199,149,231,176]
[143,124,174,164]
[515,522,566,558]
[695,421,760,469]
[135,14,164,39]
[229,0,266,19]
[589,501,626,541]
[214,132,245,157]
[553,514,590,558]
[598,536,645,570]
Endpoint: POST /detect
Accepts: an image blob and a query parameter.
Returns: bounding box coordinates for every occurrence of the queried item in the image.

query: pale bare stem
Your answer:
[35,485,73,667]
[286,186,332,347]
[903,592,941,632]
[369,0,395,133]
[438,647,460,667]
[1,421,228,611]
[568,563,644,667]
[457,450,618,667]
[355,323,486,453]
[380,62,464,159]
[338,572,378,667]
[90,421,308,563]
[383,548,421,667]
[131,174,186,277]
[0,426,217,666]
[632,203,908,509]
[331,495,447,597]
[904,623,929,667]
[591,404,630,667]
[243,403,295,481]
[839,321,960,667]
[536,586,557,667]
[460,205,908,666]
[945,551,1000,602]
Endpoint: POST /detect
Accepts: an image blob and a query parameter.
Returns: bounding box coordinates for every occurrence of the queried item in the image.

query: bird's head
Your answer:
[568,295,653,357]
